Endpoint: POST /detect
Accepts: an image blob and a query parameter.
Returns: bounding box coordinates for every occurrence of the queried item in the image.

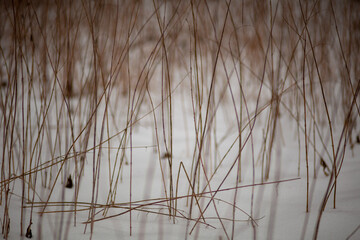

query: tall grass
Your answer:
[0,0,359,239]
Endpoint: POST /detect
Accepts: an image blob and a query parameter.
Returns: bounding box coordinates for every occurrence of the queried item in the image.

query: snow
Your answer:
[2,84,360,239]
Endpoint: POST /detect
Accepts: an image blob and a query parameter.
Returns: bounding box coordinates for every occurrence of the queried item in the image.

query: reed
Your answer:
[0,0,359,239]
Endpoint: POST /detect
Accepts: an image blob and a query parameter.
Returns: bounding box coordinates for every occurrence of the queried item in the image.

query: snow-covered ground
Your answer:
[2,84,360,239]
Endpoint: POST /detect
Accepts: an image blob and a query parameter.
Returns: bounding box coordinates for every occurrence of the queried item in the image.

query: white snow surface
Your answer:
[2,85,360,240]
